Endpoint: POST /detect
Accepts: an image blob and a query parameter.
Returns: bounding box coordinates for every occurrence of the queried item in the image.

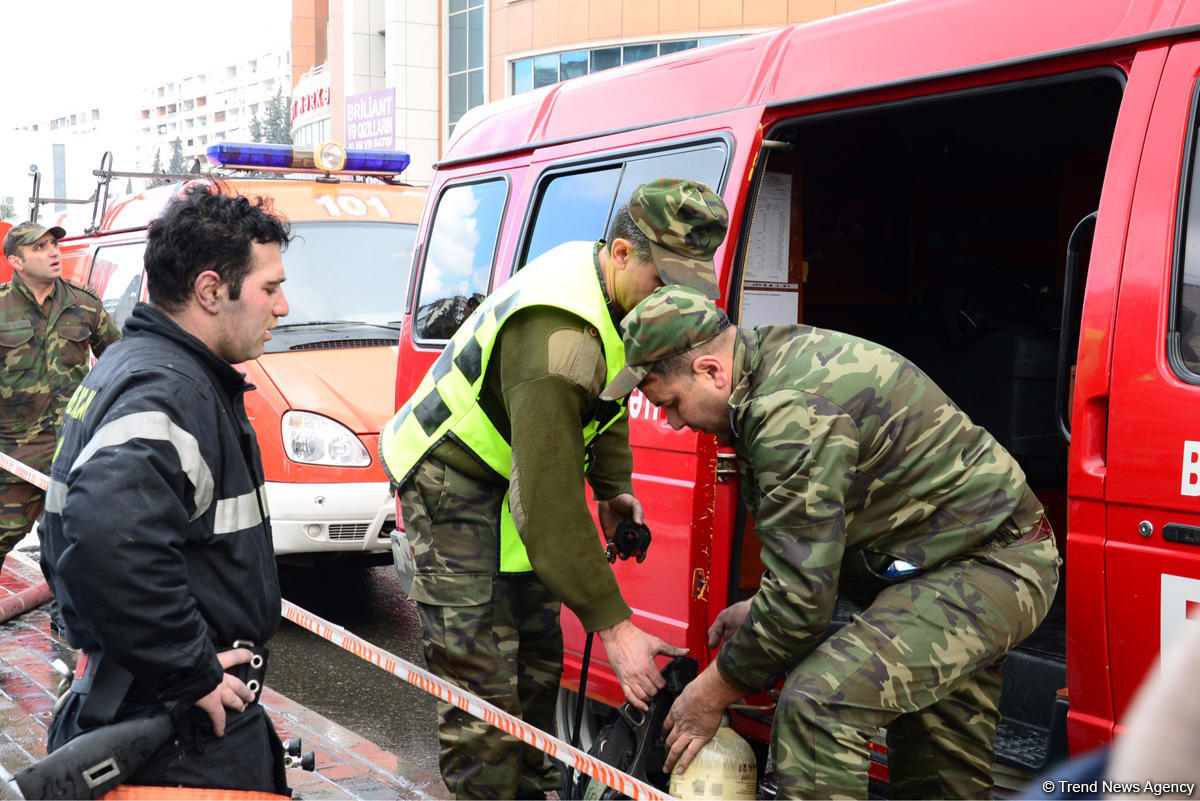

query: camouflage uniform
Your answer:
[0,262,120,568]
[604,287,1061,800]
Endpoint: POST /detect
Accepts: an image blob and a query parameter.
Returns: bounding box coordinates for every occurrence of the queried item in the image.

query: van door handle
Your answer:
[1163,524,1200,545]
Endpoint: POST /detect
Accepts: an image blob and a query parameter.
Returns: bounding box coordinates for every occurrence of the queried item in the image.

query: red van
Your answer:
[50,143,426,565]
[392,0,1200,788]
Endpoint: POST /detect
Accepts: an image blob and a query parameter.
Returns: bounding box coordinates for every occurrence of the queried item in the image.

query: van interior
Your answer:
[733,68,1124,777]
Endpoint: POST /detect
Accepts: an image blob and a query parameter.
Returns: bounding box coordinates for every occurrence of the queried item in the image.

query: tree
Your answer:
[148,148,167,188]
[249,107,263,143]
[0,201,13,221]
[167,137,186,174]
[251,88,293,145]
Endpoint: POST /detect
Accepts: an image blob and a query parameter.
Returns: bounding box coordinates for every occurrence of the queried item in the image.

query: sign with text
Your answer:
[345,88,396,149]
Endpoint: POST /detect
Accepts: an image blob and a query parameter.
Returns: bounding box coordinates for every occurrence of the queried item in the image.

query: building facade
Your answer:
[134,48,293,172]
[311,0,891,185]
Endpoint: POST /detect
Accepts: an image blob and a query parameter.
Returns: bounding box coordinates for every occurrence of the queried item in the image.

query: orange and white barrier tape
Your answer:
[0,452,49,491]
[283,600,675,801]
[0,451,674,800]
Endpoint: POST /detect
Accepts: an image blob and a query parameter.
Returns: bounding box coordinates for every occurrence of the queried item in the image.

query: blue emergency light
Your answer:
[206,142,410,176]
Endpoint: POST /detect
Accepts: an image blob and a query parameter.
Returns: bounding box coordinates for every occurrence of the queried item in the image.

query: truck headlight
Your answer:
[282,411,371,467]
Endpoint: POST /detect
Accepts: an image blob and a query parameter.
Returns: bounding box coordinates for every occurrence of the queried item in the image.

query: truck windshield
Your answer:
[277,220,417,327]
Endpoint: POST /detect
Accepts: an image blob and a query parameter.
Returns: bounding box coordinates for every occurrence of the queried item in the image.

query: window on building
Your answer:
[560,50,587,81]
[511,37,737,95]
[622,44,657,64]
[659,40,697,55]
[413,178,508,341]
[591,47,620,72]
[447,0,486,138]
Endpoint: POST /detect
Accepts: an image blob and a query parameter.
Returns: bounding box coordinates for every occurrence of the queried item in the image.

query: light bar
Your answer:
[206,141,410,176]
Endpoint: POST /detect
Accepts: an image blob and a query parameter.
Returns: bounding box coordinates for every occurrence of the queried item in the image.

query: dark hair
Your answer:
[144,182,291,312]
[606,204,653,264]
[649,316,733,379]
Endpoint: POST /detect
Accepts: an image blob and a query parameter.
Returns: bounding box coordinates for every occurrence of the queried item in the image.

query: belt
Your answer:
[69,643,270,727]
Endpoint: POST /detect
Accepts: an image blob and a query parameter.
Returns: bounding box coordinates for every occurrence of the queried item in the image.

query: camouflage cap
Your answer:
[4,222,66,259]
[601,285,729,400]
[627,178,728,300]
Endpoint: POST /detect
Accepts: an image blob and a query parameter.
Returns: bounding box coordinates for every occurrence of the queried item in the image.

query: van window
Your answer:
[414,178,508,341]
[521,142,728,265]
[90,243,146,330]
[1173,81,1200,376]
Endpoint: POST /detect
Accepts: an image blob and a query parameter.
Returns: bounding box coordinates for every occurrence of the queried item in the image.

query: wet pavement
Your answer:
[0,550,449,800]
[271,563,441,779]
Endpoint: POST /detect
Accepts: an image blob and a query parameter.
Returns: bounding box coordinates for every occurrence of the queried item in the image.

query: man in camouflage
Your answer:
[0,223,119,572]
[601,285,1061,799]
[382,179,727,799]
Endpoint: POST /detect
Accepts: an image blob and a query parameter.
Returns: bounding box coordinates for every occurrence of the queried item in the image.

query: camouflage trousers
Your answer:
[400,458,563,800]
[0,477,45,571]
[774,537,1060,800]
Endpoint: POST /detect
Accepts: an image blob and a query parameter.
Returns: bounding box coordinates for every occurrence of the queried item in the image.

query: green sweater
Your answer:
[432,304,634,632]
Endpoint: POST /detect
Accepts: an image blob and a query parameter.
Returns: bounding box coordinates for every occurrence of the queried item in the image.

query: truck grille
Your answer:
[328,523,369,540]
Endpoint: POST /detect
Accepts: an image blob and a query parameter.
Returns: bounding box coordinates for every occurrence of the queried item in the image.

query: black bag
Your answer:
[567,656,698,800]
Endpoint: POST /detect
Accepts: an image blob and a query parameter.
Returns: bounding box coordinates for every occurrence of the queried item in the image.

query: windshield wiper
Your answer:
[272,320,367,330]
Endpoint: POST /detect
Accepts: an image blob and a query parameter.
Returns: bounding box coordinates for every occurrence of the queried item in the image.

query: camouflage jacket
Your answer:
[716,324,1044,692]
[0,274,120,470]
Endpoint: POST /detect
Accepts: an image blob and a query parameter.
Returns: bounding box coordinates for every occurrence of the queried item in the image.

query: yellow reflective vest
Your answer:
[380,241,627,573]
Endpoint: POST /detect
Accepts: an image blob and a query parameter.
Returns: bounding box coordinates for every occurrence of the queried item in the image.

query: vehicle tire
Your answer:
[554,687,616,799]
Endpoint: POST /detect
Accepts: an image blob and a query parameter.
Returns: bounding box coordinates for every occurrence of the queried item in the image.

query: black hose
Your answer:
[566,630,595,797]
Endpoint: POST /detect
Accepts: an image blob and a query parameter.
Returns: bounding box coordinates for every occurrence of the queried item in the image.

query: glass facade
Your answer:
[448,0,487,137]
[510,37,733,94]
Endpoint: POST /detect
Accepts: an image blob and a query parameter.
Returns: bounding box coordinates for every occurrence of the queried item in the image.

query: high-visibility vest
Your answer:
[380,241,627,573]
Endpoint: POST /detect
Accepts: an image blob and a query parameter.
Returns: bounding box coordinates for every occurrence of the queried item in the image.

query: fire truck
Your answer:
[40,142,425,565]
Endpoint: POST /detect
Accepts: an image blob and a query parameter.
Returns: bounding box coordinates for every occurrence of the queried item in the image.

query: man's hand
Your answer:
[662,665,744,775]
[596,618,687,711]
[596,493,643,543]
[707,600,753,649]
[193,648,256,737]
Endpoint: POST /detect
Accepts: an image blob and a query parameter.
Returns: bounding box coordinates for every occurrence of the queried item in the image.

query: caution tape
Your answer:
[0,452,49,491]
[0,451,675,800]
[283,600,676,801]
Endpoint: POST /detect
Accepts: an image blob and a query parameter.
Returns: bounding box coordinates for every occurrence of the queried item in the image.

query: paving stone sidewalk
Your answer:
[0,551,449,800]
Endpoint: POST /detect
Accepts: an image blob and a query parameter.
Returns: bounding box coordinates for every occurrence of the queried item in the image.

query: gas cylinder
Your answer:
[668,716,757,800]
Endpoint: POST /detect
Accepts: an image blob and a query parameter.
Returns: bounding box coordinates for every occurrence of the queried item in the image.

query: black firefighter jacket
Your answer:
[40,302,281,717]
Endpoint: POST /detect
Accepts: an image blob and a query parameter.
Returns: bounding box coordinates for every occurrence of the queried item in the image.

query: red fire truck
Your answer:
[391,0,1200,788]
